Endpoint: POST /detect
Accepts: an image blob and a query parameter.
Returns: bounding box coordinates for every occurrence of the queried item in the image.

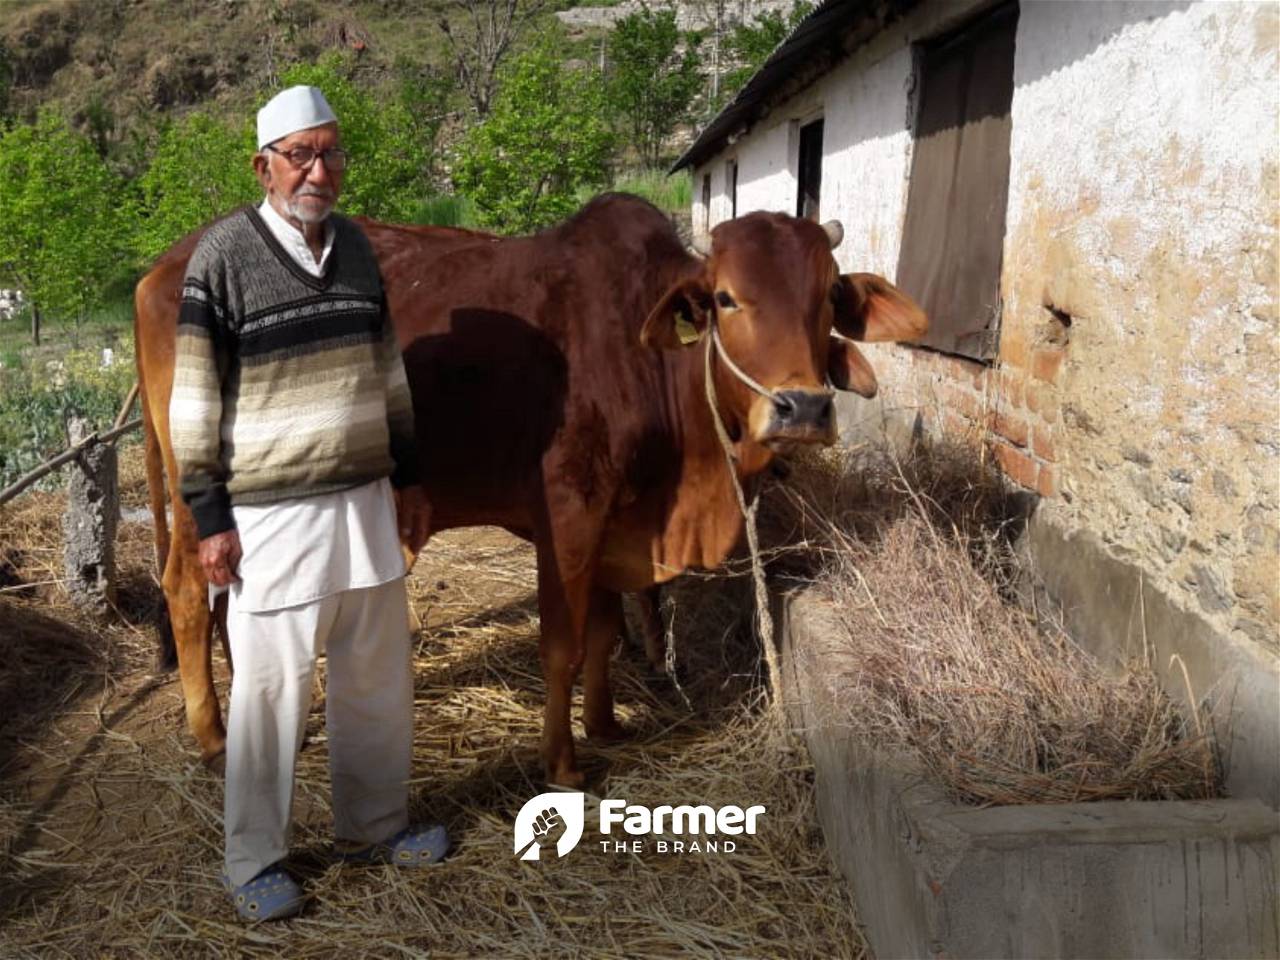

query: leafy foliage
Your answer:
[0,111,129,324]
[130,54,449,264]
[452,34,613,234]
[280,55,447,222]
[609,168,693,213]
[0,336,137,489]
[410,194,479,229]
[720,1,812,104]
[605,7,703,168]
[133,112,259,264]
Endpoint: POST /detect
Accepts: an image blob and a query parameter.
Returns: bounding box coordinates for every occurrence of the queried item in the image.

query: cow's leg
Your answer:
[534,541,595,789]
[141,387,178,673]
[165,505,226,764]
[583,587,630,743]
[633,585,667,672]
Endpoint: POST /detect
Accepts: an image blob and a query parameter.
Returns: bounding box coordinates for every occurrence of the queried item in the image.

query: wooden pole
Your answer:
[0,417,141,507]
[114,381,140,430]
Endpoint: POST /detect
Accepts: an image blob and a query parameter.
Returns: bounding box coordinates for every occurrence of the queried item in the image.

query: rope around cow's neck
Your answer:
[702,319,786,728]
[709,323,780,405]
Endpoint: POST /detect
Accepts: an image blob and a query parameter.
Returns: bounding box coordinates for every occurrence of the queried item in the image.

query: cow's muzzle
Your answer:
[757,388,836,447]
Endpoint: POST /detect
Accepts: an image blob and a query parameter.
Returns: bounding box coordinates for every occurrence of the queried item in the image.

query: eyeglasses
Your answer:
[265,144,350,172]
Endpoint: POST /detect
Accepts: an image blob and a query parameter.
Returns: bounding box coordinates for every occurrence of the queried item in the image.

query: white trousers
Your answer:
[223,577,413,887]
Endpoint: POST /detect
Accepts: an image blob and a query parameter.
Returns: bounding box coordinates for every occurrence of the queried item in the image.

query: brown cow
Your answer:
[136,193,926,787]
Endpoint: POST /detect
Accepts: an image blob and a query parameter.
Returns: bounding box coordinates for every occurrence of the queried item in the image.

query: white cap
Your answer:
[256,85,338,150]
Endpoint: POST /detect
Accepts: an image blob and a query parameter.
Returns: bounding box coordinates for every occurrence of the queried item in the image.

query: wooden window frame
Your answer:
[895,2,1019,361]
[701,173,712,233]
[796,117,824,221]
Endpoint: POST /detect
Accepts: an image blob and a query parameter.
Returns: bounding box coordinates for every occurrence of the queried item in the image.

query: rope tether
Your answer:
[702,319,786,726]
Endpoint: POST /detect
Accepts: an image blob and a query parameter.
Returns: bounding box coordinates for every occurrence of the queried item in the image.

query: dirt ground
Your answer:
[0,447,865,959]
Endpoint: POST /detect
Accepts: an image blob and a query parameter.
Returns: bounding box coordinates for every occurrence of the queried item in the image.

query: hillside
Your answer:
[0,0,503,135]
[0,0,797,143]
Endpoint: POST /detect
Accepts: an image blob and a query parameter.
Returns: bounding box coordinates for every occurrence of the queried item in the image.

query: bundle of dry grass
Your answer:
[762,441,1222,807]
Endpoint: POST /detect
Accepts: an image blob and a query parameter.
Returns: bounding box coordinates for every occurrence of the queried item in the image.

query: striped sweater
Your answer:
[170,207,417,540]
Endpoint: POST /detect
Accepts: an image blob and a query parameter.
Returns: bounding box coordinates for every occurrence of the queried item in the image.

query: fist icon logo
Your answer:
[514,792,585,860]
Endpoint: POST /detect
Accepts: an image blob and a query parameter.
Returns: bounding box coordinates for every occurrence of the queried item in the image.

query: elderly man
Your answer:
[169,86,447,922]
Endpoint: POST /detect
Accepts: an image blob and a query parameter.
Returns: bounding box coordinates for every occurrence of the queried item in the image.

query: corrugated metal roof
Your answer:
[672,0,918,173]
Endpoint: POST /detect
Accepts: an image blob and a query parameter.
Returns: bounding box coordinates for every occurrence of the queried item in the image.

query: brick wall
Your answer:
[901,332,1068,501]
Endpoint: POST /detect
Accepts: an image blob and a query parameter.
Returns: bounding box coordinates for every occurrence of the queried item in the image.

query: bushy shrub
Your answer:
[608,168,693,212]
[134,112,258,264]
[0,336,137,490]
[452,33,614,234]
[409,194,479,229]
[280,54,447,223]
[0,110,130,326]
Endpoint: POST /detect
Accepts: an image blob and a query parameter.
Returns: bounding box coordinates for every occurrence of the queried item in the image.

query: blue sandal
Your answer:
[335,822,450,866]
[222,864,306,922]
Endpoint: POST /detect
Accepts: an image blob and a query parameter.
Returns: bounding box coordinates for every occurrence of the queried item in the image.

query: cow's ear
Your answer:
[828,336,878,398]
[640,276,714,349]
[833,273,928,342]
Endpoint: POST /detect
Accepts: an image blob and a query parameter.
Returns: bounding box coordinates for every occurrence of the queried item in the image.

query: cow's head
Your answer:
[640,212,927,449]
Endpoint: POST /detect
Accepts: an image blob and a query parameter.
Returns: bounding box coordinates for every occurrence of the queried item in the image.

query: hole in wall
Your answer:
[1043,304,1072,346]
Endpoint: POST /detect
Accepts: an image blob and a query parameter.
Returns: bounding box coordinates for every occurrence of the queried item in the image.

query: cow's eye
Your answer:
[715,291,737,310]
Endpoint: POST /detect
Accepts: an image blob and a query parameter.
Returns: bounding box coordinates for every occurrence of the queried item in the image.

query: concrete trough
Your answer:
[774,588,1280,960]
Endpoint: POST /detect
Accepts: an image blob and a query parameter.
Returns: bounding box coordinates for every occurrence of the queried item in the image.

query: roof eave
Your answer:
[672,0,919,174]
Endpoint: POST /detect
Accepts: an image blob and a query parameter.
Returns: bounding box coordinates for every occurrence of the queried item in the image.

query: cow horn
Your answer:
[690,232,712,257]
[822,220,844,249]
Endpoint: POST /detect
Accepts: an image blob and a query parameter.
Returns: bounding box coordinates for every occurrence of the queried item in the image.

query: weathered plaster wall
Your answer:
[693,1,1279,797]
[1000,1,1279,656]
[734,119,794,220]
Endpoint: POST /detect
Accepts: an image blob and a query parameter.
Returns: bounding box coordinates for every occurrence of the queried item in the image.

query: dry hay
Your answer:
[0,445,863,958]
[759,440,1224,807]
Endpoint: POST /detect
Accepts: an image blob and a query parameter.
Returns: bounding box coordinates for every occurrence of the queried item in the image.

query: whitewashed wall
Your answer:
[690,0,1280,799]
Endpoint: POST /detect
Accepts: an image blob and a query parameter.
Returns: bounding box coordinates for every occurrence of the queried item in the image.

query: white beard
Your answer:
[287,194,334,224]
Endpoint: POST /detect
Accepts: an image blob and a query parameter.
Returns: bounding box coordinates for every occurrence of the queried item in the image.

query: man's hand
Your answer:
[198,530,242,587]
[394,484,432,555]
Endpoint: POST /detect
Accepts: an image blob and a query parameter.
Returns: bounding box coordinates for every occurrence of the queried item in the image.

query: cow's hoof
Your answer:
[585,720,631,744]
[202,747,227,777]
[548,766,586,790]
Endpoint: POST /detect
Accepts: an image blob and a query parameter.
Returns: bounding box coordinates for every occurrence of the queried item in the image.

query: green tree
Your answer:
[387,56,453,194]
[132,55,448,262]
[606,7,702,169]
[439,0,548,118]
[134,111,259,263]
[280,54,444,222]
[453,35,613,233]
[720,2,812,104]
[0,111,127,342]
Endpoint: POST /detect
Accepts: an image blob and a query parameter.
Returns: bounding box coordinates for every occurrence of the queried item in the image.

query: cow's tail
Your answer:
[135,313,178,672]
[139,377,171,579]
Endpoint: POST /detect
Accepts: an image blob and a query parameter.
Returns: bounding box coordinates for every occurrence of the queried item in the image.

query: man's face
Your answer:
[253,121,343,225]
